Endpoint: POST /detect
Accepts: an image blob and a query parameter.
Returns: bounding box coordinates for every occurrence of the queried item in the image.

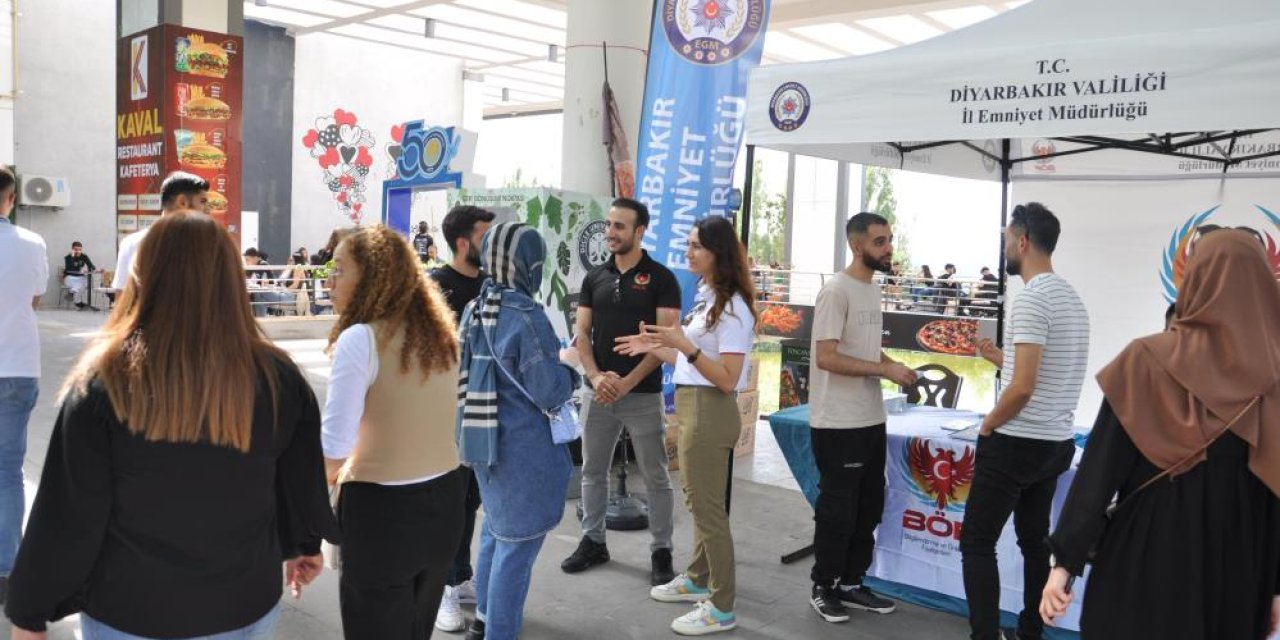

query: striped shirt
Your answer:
[998,272,1090,441]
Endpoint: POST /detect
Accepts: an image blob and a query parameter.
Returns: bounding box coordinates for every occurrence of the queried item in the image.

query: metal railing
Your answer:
[244,263,332,317]
[752,269,1002,317]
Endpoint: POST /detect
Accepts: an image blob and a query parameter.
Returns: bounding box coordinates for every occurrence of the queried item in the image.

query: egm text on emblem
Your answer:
[662,0,766,66]
[769,81,811,132]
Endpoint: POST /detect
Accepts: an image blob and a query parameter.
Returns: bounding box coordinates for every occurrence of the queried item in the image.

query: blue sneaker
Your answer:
[671,601,737,636]
[650,573,712,603]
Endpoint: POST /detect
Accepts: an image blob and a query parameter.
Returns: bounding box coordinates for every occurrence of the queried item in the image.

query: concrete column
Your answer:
[560,0,653,195]
[120,0,241,37]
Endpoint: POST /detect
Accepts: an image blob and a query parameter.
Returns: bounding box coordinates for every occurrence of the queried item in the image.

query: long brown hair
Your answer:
[694,216,758,330]
[64,212,287,452]
[327,225,458,375]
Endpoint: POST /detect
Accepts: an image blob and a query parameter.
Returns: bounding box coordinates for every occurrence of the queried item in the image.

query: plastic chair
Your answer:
[902,364,964,409]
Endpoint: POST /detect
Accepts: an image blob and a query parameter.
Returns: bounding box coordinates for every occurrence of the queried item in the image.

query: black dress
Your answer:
[1048,401,1280,639]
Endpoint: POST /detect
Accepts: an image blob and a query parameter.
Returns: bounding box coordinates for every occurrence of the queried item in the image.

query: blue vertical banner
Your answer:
[635,0,771,312]
[635,0,771,411]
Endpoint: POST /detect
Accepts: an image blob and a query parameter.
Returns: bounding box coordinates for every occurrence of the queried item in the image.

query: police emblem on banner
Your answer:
[768,82,811,132]
[578,219,610,271]
[662,0,767,65]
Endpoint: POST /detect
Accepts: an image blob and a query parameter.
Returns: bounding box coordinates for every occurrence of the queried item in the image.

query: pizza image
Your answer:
[915,319,979,356]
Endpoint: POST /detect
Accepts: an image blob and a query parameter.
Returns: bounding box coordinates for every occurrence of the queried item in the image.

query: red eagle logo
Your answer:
[908,439,976,511]
[634,273,651,286]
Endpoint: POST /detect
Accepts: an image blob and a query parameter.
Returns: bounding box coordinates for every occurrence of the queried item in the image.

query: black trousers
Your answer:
[447,469,482,586]
[338,467,468,640]
[810,424,887,586]
[959,433,1074,640]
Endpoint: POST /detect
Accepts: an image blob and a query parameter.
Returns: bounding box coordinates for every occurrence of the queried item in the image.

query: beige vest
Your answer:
[341,323,460,485]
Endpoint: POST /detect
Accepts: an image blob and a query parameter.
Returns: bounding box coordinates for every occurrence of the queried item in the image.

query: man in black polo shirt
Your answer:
[561,197,681,586]
[428,205,494,634]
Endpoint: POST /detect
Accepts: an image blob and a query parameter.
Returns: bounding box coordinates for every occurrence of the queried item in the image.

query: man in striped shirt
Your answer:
[960,202,1090,640]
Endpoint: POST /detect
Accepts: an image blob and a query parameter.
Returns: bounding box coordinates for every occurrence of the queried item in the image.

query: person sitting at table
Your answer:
[805,212,917,624]
[964,203,1090,640]
[1040,229,1280,640]
[244,248,288,318]
[62,241,98,310]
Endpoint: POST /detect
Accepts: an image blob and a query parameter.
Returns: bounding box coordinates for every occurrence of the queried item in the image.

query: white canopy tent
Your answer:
[745,0,1280,183]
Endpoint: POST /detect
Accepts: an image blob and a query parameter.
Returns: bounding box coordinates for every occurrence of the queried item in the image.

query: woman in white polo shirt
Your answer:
[615,216,757,636]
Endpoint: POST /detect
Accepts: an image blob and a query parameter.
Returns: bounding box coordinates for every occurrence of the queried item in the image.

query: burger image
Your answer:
[184,95,231,121]
[205,190,228,216]
[180,143,226,169]
[187,42,229,78]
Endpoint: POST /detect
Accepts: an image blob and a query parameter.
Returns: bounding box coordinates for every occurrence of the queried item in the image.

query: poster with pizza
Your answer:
[166,25,242,240]
[881,312,998,357]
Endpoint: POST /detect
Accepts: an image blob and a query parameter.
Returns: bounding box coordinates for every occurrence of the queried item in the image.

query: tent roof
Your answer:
[745,0,1280,177]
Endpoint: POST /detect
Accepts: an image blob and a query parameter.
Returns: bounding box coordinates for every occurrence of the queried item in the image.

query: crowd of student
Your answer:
[0,166,1277,640]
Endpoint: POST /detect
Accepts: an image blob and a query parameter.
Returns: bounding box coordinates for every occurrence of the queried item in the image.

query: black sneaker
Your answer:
[651,548,676,586]
[810,583,850,623]
[838,585,896,614]
[560,537,610,574]
[463,619,484,640]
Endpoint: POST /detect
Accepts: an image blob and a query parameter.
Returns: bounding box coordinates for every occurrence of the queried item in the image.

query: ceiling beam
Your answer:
[770,0,985,28]
[483,100,564,119]
[294,0,450,35]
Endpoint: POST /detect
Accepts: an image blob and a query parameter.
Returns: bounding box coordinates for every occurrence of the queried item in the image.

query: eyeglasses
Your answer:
[612,276,622,303]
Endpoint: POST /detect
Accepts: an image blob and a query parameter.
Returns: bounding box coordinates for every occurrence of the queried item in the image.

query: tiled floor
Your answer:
[8,311,973,640]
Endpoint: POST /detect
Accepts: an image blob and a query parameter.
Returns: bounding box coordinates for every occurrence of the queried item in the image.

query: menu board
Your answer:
[116,25,243,244]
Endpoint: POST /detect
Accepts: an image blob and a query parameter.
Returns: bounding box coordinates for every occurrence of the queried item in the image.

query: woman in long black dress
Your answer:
[1040,229,1280,639]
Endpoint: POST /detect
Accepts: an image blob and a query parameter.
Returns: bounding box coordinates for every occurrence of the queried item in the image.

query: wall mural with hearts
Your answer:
[301,108,376,224]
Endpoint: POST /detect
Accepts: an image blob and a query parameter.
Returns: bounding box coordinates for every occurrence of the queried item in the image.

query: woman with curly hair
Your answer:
[322,225,466,639]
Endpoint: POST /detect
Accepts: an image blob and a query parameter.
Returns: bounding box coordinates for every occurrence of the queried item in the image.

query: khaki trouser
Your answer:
[675,385,741,612]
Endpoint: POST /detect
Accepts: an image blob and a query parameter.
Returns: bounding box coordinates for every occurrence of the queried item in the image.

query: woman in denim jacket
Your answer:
[456,222,580,640]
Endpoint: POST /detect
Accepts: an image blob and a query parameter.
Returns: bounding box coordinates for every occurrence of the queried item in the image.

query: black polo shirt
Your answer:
[579,251,681,393]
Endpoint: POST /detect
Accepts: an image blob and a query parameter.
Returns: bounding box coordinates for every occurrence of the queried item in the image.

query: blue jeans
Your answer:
[81,604,280,640]
[474,523,546,640]
[0,377,37,576]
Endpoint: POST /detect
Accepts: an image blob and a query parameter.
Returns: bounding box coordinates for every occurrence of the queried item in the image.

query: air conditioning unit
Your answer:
[20,175,71,208]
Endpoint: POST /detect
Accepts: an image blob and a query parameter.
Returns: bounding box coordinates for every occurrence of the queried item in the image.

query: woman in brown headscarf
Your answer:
[1040,229,1280,639]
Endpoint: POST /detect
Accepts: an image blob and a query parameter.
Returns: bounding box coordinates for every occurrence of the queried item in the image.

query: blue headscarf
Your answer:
[456,223,546,466]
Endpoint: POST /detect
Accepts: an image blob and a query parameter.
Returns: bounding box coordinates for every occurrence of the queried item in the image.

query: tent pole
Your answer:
[740,144,756,247]
[996,138,1011,352]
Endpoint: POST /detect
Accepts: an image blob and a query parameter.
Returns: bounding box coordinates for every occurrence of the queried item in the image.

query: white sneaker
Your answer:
[650,574,712,603]
[435,586,466,633]
[671,601,737,636]
[455,578,477,605]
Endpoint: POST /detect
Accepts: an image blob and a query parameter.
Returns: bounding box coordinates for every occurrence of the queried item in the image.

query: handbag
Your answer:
[482,324,581,444]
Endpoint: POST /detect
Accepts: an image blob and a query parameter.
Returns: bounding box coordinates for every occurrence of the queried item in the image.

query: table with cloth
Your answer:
[769,404,1087,636]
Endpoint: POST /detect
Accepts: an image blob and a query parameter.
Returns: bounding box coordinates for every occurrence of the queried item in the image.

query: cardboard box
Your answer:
[745,355,761,391]
[663,390,759,471]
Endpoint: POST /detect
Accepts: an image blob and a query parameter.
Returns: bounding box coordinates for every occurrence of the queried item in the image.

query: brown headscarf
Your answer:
[1096,229,1280,497]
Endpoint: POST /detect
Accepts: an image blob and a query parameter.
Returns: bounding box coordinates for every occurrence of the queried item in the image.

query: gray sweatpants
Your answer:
[579,390,675,551]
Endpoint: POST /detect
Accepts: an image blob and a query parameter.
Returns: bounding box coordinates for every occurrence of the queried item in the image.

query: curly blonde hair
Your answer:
[328,225,458,375]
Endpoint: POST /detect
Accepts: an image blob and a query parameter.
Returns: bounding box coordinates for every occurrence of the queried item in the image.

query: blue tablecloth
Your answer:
[769,404,1084,638]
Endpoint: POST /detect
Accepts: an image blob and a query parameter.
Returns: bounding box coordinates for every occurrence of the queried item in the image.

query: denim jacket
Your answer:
[472,291,580,541]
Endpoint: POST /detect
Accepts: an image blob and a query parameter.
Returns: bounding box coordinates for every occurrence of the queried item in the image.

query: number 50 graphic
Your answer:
[396,121,458,182]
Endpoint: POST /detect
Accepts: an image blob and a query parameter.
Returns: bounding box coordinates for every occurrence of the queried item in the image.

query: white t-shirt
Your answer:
[672,284,755,390]
[809,272,887,429]
[321,323,444,486]
[0,218,49,378]
[112,228,148,291]
[998,272,1091,441]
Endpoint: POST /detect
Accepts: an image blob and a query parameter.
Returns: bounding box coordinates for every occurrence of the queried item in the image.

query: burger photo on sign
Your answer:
[183,86,231,121]
[179,132,226,170]
[185,36,229,79]
[206,190,228,216]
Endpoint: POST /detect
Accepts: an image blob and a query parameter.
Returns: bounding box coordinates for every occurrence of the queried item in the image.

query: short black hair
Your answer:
[0,166,14,194]
[945,263,956,271]
[981,266,991,273]
[243,247,260,258]
[71,241,83,248]
[846,212,889,238]
[1009,202,1061,254]
[160,171,210,207]
[441,205,497,252]
[610,197,650,229]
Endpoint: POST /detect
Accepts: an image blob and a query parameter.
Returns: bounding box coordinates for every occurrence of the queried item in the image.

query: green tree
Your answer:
[742,159,786,265]
[862,166,912,272]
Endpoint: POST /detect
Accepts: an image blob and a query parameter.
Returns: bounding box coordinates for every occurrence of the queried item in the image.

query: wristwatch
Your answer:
[686,348,702,364]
